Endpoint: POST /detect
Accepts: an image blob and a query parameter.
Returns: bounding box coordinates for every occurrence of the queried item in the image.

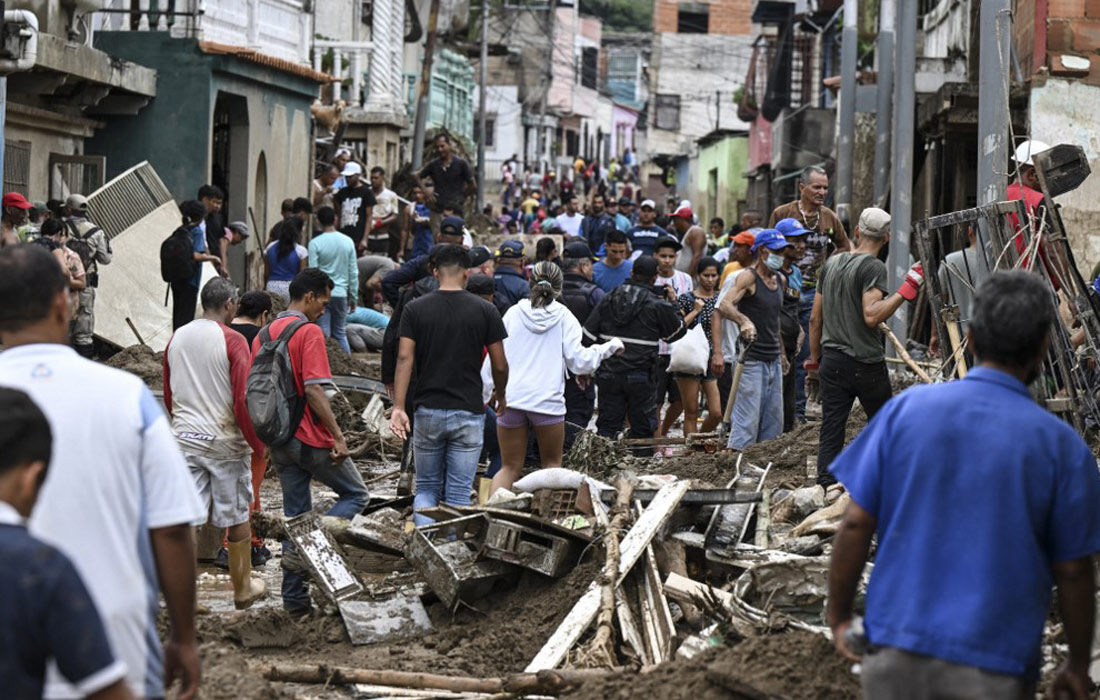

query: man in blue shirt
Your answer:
[309,206,359,354]
[171,199,222,331]
[593,229,633,293]
[828,270,1100,699]
[614,196,632,232]
[492,239,530,313]
[626,199,663,257]
[0,387,132,700]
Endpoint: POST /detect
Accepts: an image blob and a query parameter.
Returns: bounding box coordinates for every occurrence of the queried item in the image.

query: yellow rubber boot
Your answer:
[228,538,266,610]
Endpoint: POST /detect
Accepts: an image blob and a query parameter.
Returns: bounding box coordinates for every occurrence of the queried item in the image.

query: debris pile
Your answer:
[105,343,164,390]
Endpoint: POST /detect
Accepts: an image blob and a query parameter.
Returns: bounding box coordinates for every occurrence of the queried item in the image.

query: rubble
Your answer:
[104,343,164,390]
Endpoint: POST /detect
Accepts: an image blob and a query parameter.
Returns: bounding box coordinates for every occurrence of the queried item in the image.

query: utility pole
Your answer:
[835,0,857,223]
[977,0,1011,209]
[476,0,488,212]
[887,0,916,345]
[536,0,557,174]
[873,0,895,205]
[411,0,441,171]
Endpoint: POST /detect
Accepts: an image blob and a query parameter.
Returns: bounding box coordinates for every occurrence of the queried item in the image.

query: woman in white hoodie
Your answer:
[484,261,623,492]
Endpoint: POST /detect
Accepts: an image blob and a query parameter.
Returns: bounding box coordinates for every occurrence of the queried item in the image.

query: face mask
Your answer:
[765,253,784,271]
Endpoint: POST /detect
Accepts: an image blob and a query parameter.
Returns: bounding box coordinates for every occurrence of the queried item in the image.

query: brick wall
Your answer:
[652,0,753,36]
[1047,0,1100,54]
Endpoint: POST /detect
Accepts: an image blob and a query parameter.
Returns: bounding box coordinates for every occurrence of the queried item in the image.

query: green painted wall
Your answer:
[695,135,749,229]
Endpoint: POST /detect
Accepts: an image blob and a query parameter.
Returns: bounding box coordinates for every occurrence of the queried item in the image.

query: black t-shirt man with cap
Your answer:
[391,244,508,525]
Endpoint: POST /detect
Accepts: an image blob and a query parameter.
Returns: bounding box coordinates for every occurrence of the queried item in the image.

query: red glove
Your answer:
[898,263,924,302]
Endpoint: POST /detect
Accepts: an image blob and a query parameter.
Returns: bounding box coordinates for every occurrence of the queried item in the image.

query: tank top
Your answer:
[740,268,783,362]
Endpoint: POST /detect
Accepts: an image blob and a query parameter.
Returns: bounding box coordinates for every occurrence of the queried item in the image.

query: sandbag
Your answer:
[667,324,709,375]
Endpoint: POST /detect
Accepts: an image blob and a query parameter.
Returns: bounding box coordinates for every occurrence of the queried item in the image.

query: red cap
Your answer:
[673,205,694,219]
[731,231,756,245]
[2,192,32,209]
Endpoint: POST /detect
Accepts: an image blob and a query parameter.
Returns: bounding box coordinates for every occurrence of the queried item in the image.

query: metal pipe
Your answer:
[0,9,38,73]
[835,0,857,222]
[887,0,916,346]
[977,0,1011,208]
[476,0,488,212]
[873,0,895,205]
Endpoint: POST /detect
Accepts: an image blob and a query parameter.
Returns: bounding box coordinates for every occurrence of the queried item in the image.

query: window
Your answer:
[485,117,496,148]
[678,4,709,33]
[49,154,106,202]
[654,94,681,131]
[581,47,598,90]
[4,140,30,196]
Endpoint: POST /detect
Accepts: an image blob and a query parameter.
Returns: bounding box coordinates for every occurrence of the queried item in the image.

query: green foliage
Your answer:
[578,0,653,33]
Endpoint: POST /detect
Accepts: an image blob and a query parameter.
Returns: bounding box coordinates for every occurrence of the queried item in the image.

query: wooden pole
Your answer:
[878,322,933,383]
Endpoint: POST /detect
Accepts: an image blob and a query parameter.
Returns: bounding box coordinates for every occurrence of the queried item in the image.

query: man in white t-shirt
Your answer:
[0,245,205,699]
[555,195,584,240]
[164,277,266,610]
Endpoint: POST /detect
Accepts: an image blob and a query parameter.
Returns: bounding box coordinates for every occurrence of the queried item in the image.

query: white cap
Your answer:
[857,207,892,238]
[1013,140,1052,166]
[640,199,656,209]
[342,161,363,177]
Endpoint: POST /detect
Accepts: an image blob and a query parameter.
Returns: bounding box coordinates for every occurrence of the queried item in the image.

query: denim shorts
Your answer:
[496,407,565,429]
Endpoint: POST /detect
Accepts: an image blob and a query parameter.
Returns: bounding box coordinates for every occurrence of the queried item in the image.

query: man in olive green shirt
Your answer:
[808,208,924,484]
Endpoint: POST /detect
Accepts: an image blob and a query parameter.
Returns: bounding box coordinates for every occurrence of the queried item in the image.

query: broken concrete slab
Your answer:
[339,596,433,645]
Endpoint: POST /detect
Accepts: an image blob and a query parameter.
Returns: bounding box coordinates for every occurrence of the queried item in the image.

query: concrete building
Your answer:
[694,129,749,228]
[647,0,755,206]
[476,84,523,185]
[87,2,329,287]
[4,0,157,199]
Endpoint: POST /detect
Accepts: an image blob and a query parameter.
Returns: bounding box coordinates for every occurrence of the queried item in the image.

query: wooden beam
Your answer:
[524,481,690,672]
[663,572,733,608]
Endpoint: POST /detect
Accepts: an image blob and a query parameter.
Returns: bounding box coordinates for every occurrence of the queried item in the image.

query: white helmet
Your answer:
[1013,140,1052,166]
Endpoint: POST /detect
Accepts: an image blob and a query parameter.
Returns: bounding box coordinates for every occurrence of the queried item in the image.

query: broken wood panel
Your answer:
[524,481,690,672]
[753,489,771,549]
[634,502,675,664]
[663,572,733,608]
[615,579,651,665]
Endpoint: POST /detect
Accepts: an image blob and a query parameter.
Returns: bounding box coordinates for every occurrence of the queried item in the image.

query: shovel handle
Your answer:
[720,340,753,425]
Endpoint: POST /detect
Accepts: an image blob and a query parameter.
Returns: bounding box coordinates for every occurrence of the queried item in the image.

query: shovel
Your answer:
[718,339,753,443]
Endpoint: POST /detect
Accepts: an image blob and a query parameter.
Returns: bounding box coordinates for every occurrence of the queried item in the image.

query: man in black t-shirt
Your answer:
[333,162,376,254]
[416,132,476,235]
[391,244,508,524]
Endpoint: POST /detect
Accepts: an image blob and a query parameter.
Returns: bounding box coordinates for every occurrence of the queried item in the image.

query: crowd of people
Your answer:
[2,132,1100,700]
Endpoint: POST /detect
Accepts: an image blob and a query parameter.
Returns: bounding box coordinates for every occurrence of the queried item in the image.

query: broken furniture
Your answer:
[405,513,518,610]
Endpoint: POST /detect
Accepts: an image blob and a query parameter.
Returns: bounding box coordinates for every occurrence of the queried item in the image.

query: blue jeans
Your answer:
[318,295,350,354]
[270,436,370,612]
[482,406,502,479]
[794,288,814,417]
[728,359,784,450]
[412,407,485,526]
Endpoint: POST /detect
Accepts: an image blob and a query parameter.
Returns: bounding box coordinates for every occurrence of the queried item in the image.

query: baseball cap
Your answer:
[228,221,250,238]
[775,217,809,238]
[618,196,632,206]
[857,207,891,238]
[654,235,682,252]
[672,205,694,219]
[30,200,47,212]
[3,192,32,209]
[467,245,493,268]
[341,162,363,177]
[750,229,792,253]
[563,241,598,261]
[440,215,465,237]
[65,194,88,212]
[540,219,562,233]
[466,274,495,296]
[496,240,525,259]
[640,199,656,210]
[730,231,756,246]
[632,255,659,280]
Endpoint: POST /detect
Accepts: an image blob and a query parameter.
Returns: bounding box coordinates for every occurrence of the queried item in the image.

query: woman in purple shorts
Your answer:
[483,261,623,492]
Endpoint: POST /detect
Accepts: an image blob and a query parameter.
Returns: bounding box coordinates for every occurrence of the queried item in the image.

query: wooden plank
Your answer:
[663,572,733,608]
[615,580,651,665]
[524,481,690,672]
[753,489,771,549]
[640,544,675,663]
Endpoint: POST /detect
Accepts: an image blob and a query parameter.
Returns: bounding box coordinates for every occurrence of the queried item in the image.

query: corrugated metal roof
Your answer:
[198,41,335,83]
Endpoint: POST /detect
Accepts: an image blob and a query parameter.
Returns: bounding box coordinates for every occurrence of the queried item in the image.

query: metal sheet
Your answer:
[339,597,433,646]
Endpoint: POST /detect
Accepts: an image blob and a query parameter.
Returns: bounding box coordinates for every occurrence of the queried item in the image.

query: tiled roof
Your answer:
[198,41,335,83]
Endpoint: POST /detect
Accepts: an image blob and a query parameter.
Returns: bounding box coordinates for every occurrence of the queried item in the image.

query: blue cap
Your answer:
[496,239,525,259]
[775,217,809,238]
[750,229,792,253]
[440,216,465,237]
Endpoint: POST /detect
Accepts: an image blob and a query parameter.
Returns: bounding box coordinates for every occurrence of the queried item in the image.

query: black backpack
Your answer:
[246,319,310,446]
[160,226,197,284]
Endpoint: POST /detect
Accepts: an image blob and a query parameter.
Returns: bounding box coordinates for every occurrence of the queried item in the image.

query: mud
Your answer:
[563,630,859,700]
[104,344,164,390]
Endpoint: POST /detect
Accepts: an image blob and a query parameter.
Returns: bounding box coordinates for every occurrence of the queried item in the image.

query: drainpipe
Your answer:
[873,0,895,206]
[0,8,40,193]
